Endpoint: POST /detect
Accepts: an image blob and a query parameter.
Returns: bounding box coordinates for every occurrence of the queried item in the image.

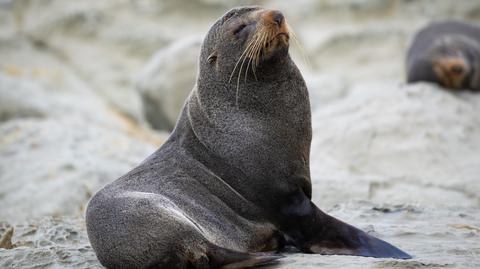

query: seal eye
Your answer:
[223,10,237,23]
[234,24,247,35]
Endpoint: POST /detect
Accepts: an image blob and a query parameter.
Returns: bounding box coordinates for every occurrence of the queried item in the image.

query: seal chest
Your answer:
[86,6,411,269]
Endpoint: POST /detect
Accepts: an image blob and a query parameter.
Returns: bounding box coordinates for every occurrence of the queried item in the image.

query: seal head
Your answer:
[407,21,480,91]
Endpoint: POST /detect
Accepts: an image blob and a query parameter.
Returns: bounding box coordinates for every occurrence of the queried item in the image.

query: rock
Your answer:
[130,0,255,14]
[0,227,14,249]
[136,36,202,130]
[0,73,46,121]
[271,0,480,21]
[3,0,224,125]
[0,70,166,143]
[1,203,480,269]
[307,27,409,82]
[0,72,112,126]
[0,52,165,223]
[0,218,101,268]
[0,1,480,268]
[0,117,156,223]
[304,73,349,111]
[310,82,480,206]
[275,202,480,269]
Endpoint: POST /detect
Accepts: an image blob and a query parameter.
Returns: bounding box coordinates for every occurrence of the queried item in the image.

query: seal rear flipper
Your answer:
[199,243,284,269]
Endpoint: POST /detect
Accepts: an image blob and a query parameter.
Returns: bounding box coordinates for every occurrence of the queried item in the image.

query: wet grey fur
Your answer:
[406,20,480,91]
[86,6,410,269]
[86,6,307,268]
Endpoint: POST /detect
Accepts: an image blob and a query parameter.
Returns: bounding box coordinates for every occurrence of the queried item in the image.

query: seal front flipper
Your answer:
[278,190,411,259]
[302,208,412,259]
[200,243,283,269]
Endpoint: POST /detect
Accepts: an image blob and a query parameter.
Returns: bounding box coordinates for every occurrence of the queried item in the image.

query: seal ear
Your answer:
[207,51,217,64]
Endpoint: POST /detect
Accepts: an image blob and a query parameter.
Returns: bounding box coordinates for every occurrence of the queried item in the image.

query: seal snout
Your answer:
[450,63,464,75]
[249,9,290,64]
[262,10,284,26]
[433,57,470,89]
[261,9,290,44]
[226,7,295,93]
[269,10,284,27]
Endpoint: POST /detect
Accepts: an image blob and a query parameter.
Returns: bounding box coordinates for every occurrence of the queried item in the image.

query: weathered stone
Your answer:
[136,36,202,130]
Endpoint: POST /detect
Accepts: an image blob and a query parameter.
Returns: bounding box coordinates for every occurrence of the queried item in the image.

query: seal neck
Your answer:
[196,54,301,109]
[182,56,312,206]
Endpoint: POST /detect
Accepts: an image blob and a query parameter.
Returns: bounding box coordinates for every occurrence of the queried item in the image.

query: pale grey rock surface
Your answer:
[0,117,156,222]
[1,203,479,269]
[310,82,480,208]
[0,218,101,268]
[304,73,350,110]
[1,0,480,268]
[136,36,203,130]
[0,72,114,127]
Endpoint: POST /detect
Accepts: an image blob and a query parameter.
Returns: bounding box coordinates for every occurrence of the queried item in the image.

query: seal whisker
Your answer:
[244,36,258,83]
[250,32,267,81]
[235,30,264,106]
[245,32,264,83]
[245,51,258,83]
[229,47,252,85]
[235,36,258,105]
[287,23,310,68]
[263,28,275,57]
[256,32,266,65]
[251,32,267,81]
[247,33,261,81]
[229,36,258,84]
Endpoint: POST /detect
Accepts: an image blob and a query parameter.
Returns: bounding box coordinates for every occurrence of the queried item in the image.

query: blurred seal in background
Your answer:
[407,21,480,92]
[86,6,410,269]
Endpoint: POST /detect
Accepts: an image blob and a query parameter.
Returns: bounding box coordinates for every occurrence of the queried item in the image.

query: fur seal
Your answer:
[407,21,480,91]
[86,6,411,269]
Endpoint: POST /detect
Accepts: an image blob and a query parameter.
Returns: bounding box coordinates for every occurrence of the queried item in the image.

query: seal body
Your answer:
[407,21,480,91]
[86,6,410,269]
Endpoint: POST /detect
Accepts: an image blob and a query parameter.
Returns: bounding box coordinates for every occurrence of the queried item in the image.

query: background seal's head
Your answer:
[408,34,480,91]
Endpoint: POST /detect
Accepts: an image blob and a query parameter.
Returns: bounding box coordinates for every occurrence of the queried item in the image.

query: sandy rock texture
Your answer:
[0,218,101,268]
[136,36,203,130]
[310,83,480,208]
[1,0,480,268]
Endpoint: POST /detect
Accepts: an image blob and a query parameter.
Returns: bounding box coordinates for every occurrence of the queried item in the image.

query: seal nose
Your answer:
[450,64,464,75]
[441,58,467,76]
[263,10,284,27]
[273,11,284,26]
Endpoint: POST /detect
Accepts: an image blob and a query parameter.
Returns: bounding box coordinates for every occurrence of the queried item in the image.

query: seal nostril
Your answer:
[272,11,284,26]
[450,64,464,75]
